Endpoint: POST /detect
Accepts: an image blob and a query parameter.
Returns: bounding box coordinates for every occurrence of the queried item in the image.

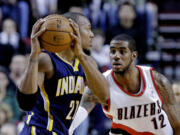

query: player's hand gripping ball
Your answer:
[39,14,74,52]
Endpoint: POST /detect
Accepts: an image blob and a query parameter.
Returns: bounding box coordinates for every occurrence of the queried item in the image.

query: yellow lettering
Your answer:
[81,78,85,94]
[56,76,84,96]
[56,79,62,96]
[60,77,68,95]
[74,77,82,94]
[69,76,75,94]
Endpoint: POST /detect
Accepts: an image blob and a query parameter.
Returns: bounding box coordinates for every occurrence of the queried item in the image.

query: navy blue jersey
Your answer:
[24,52,85,135]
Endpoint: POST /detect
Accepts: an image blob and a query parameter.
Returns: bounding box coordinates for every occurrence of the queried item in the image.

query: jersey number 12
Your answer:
[151,114,166,129]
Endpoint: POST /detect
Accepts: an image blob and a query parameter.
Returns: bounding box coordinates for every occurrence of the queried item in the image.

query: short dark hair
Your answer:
[63,12,87,24]
[111,34,137,52]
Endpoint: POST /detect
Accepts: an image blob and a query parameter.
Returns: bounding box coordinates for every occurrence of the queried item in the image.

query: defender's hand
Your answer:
[31,18,46,55]
[69,19,84,58]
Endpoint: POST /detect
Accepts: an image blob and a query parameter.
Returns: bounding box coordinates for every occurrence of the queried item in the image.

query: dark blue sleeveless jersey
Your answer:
[24,52,85,135]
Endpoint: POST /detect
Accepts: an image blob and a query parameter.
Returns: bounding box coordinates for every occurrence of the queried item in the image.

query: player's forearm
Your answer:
[18,53,39,94]
[172,119,180,135]
[80,86,98,112]
[77,53,109,105]
[169,104,180,135]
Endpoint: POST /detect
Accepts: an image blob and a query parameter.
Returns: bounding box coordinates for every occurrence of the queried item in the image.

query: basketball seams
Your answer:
[39,14,73,52]
[40,38,71,46]
[44,30,72,33]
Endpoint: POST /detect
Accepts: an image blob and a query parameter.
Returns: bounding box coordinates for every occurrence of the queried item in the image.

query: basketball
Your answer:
[39,14,74,53]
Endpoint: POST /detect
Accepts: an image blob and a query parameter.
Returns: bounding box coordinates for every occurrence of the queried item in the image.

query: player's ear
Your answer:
[132,51,138,60]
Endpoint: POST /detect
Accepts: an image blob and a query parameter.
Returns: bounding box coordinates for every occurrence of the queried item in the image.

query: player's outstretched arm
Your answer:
[153,70,180,135]
[69,19,110,106]
[69,87,99,135]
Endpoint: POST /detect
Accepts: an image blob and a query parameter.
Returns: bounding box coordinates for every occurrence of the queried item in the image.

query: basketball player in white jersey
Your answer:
[69,34,180,135]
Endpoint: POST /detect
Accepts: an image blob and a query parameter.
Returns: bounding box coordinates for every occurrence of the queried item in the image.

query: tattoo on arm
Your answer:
[153,70,180,129]
[80,87,99,113]
[153,70,175,105]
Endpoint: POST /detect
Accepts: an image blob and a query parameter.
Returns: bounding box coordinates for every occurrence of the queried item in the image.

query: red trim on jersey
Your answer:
[111,66,146,97]
[112,122,155,135]
[150,68,163,104]
[102,98,110,112]
[105,114,113,120]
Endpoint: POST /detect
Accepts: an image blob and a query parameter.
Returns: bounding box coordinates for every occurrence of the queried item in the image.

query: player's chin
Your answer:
[112,67,121,73]
[113,66,125,72]
[84,45,91,50]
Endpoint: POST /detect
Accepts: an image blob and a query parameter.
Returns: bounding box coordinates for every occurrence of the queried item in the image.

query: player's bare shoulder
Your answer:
[152,70,175,105]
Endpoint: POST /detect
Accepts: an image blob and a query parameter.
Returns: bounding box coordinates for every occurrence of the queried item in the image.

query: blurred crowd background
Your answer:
[0,0,180,135]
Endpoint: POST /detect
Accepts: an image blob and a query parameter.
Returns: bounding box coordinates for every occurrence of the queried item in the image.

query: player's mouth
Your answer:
[112,62,122,69]
[89,43,92,47]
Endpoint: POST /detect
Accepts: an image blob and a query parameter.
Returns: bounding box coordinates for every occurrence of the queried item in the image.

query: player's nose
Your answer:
[113,52,121,59]
[90,30,94,38]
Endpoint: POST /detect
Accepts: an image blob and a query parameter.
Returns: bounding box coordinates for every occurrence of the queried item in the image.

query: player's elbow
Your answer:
[16,88,37,111]
[98,92,110,106]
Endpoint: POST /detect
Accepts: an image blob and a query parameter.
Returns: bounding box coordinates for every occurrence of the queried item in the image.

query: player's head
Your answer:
[117,1,136,28]
[63,12,94,50]
[10,54,26,76]
[109,34,137,74]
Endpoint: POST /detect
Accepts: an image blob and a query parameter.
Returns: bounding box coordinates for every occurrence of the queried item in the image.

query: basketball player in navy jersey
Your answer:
[17,12,109,135]
[69,34,180,135]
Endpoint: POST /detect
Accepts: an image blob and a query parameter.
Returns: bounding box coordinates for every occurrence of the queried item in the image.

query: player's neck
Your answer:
[114,66,141,93]
[57,48,75,64]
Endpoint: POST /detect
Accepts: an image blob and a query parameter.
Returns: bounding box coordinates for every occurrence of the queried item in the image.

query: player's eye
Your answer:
[119,50,125,54]
[110,49,116,54]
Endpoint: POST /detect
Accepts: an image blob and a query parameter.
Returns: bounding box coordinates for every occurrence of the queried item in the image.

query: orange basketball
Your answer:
[39,14,73,52]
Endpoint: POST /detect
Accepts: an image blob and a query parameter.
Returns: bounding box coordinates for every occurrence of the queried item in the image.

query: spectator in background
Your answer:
[173,81,180,104]
[0,102,13,128]
[9,55,26,86]
[91,29,111,72]
[0,18,27,67]
[0,18,20,51]
[83,0,107,32]
[58,0,83,13]
[145,0,158,47]
[0,66,22,122]
[106,1,147,63]
[30,0,57,19]
[0,0,30,41]
[0,122,17,135]
[69,6,84,14]
[0,19,17,67]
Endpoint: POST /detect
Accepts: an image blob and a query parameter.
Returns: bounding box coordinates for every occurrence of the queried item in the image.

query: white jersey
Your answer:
[102,66,173,135]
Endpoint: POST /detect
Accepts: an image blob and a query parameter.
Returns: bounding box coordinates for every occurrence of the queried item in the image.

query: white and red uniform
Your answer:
[103,66,173,135]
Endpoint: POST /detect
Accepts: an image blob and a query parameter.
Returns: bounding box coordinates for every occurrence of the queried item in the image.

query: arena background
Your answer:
[0,0,179,134]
